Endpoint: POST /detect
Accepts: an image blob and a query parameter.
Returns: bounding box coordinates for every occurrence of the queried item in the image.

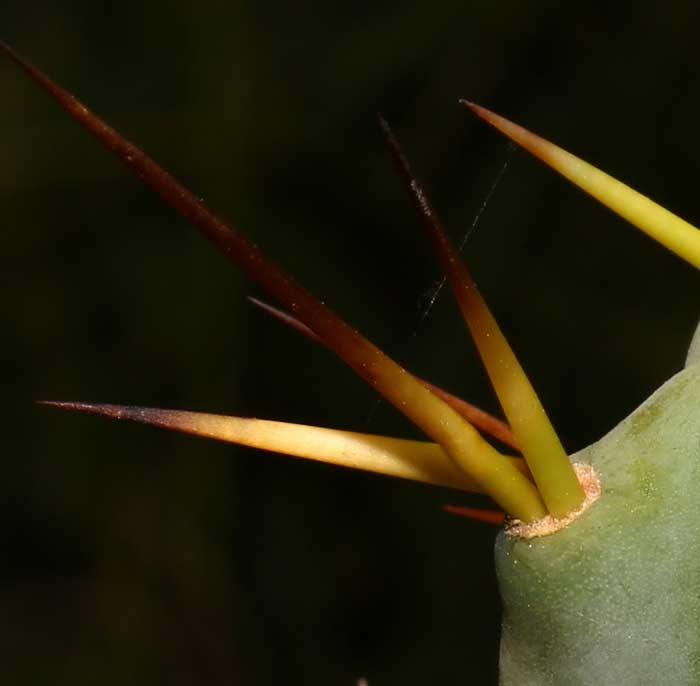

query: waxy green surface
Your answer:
[497,351,700,685]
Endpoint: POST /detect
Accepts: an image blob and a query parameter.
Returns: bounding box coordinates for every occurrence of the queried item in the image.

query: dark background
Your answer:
[2,2,699,684]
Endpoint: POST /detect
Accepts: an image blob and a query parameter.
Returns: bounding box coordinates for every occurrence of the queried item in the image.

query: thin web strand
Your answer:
[415,145,513,329]
[365,144,512,431]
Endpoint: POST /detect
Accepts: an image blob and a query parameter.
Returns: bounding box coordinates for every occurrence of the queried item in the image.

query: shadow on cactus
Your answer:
[5,40,700,685]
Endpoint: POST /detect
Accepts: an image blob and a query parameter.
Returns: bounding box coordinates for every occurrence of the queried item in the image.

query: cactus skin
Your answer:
[496,340,700,685]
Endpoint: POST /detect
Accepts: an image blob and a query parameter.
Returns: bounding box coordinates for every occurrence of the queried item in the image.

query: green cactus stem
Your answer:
[497,346,700,685]
[461,104,700,684]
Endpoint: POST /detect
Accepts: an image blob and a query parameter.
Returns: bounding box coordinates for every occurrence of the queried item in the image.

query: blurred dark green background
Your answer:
[2,2,699,684]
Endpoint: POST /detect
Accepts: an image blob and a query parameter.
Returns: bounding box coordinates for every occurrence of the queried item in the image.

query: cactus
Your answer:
[466,104,700,685]
[5,41,700,685]
[497,356,700,684]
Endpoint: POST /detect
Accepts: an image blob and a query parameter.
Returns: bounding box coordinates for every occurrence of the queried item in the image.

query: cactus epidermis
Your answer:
[497,336,700,685]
